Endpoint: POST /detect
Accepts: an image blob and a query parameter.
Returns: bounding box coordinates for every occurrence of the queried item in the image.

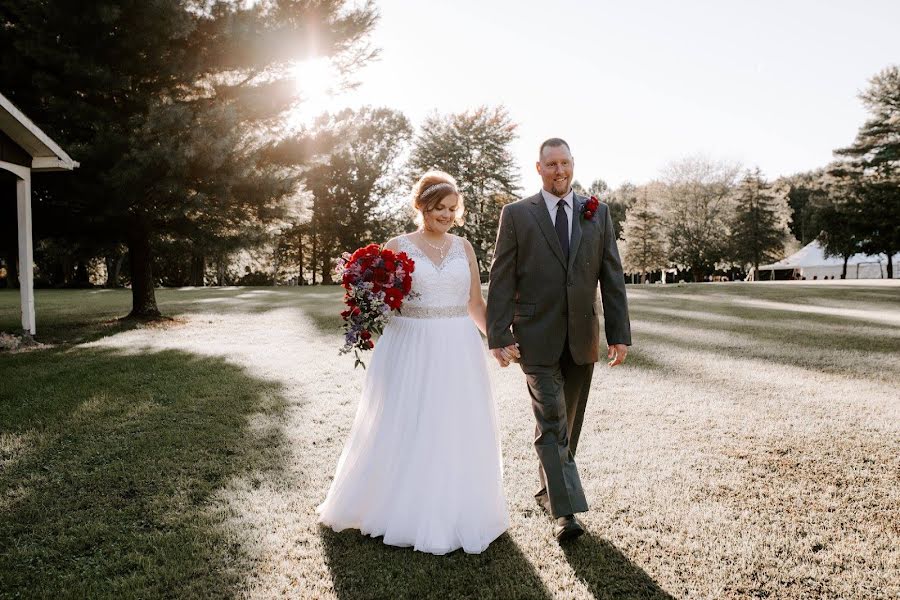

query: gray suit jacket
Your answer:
[487,191,632,366]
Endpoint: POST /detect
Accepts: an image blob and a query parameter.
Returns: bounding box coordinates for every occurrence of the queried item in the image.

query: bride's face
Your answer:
[422,194,459,234]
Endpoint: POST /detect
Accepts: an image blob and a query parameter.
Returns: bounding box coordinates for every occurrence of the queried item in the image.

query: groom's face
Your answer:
[537,145,574,197]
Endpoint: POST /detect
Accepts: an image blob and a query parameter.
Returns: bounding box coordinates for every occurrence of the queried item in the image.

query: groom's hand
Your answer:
[607,344,628,367]
[491,344,520,367]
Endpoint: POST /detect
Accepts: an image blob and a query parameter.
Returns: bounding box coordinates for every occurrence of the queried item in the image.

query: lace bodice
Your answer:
[397,235,470,313]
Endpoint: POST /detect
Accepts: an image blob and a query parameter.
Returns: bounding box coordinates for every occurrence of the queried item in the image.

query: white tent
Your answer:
[1,92,79,336]
[758,240,899,280]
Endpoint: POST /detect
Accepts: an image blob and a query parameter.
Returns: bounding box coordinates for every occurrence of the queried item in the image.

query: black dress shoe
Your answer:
[554,514,584,542]
[535,494,550,513]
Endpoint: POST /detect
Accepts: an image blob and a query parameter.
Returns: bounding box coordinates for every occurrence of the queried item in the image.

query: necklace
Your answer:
[419,232,450,260]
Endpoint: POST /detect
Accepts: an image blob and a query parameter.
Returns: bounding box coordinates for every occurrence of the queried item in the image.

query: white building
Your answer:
[1,92,79,336]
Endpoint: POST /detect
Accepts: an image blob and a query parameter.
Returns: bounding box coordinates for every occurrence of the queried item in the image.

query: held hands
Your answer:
[490,344,520,368]
[607,344,628,367]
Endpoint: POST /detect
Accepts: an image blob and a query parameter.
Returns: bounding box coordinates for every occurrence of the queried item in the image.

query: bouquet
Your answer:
[335,243,416,368]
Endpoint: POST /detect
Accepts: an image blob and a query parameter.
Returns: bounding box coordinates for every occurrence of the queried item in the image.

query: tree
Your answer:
[607,182,638,240]
[728,168,790,278]
[408,106,520,278]
[835,65,900,278]
[300,107,412,283]
[779,169,825,245]
[619,184,667,282]
[0,0,378,316]
[659,157,740,281]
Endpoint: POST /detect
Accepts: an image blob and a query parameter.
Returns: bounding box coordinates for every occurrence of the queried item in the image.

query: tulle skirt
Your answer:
[316,314,509,555]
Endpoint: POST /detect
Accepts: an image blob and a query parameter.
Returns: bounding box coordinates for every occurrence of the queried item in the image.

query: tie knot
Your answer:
[557,199,566,208]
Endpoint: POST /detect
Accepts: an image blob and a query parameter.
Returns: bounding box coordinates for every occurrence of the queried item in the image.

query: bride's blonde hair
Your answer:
[412,171,465,227]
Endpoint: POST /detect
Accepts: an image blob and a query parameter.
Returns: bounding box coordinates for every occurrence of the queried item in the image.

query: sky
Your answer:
[308,0,900,190]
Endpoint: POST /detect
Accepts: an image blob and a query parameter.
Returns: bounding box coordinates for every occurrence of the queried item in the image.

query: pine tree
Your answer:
[0,0,378,315]
[834,65,900,278]
[619,184,667,283]
[728,168,789,278]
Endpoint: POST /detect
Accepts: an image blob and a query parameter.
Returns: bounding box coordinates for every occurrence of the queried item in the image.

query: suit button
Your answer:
[567,280,573,287]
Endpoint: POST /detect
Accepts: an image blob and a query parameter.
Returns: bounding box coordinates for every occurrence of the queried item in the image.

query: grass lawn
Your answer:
[1,282,898,599]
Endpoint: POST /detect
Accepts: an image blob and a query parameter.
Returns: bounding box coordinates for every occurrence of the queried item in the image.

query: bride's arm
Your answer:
[463,238,488,336]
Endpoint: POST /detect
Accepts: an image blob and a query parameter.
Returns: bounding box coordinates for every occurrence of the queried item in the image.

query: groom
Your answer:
[487,138,631,542]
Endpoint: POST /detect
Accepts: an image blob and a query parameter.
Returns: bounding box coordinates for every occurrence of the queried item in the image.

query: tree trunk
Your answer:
[74,261,90,285]
[320,249,333,285]
[190,252,205,287]
[61,255,73,285]
[887,252,895,279]
[105,254,123,288]
[692,267,704,282]
[841,255,849,279]
[311,227,318,285]
[127,219,161,318]
[298,229,305,285]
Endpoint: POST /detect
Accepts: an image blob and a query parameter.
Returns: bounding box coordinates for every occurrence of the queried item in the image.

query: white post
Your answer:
[16,172,35,336]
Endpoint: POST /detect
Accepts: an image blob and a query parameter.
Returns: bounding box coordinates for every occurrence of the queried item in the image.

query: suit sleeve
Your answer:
[598,205,632,346]
[486,203,518,349]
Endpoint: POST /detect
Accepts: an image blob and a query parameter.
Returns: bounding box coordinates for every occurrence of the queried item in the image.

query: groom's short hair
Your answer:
[539,138,571,158]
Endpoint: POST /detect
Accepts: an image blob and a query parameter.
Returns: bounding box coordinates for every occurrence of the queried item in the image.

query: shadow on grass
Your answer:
[320,528,553,600]
[631,295,900,350]
[561,534,675,600]
[0,346,288,598]
[624,349,673,374]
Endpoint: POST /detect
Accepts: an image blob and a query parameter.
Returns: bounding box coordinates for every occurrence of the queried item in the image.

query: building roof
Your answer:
[0,92,78,171]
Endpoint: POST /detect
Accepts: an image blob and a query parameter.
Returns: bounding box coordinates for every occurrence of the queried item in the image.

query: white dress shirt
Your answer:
[541,188,574,243]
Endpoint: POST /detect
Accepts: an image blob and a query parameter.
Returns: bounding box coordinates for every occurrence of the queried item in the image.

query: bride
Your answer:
[316,171,514,555]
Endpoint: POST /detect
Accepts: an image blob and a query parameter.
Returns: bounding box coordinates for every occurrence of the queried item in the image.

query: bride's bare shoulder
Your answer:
[452,234,474,250]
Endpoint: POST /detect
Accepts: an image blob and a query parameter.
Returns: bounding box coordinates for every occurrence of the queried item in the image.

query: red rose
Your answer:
[383,258,396,271]
[340,309,350,319]
[582,196,600,220]
[398,253,414,273]
[374,268,388,284]
[351,306,361,316]
[360,330,372,340]
[402,275,412,294]
[384,287,403,310]
[367,340,375,349]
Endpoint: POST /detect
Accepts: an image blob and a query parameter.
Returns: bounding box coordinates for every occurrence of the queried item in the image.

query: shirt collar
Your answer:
[541,188,574,209]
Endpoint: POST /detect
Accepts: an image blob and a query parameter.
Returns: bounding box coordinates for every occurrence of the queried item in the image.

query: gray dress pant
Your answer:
[522,340,594,517]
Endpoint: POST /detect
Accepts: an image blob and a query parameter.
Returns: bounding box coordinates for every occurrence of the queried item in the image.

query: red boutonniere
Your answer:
[581,196,600,221]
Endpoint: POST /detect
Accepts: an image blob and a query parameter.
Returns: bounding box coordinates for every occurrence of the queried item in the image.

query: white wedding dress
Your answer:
[317,235,509,555]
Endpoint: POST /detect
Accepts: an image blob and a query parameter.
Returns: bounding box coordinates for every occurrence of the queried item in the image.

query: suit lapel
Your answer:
[527,192,567,268]
[568,194,584,272]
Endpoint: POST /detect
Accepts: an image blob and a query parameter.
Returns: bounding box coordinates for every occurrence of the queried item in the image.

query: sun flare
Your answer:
[286,57,340,130]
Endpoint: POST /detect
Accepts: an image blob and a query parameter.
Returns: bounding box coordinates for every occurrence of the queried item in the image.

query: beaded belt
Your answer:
[398,305,468,319]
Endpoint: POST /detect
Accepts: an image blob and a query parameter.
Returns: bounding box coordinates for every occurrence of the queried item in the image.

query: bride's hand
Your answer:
[502,344,521,363]
[491,344,520,367]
